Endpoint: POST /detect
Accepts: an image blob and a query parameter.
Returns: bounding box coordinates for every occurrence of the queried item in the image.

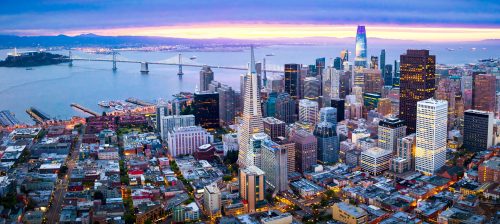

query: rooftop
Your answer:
[335,202,367,218]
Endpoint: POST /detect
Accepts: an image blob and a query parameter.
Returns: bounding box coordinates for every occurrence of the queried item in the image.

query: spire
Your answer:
[250,45,256,74]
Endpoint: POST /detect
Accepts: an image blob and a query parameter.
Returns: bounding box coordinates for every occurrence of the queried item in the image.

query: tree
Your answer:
[222,175,233,182]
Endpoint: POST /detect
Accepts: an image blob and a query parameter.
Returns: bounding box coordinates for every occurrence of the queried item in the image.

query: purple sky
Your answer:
[1,0,499,35]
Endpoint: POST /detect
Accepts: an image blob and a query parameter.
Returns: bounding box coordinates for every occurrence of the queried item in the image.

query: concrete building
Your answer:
[378,117,406,153]
[239,166,266,213]
[203,184,221,217]
[199,66,214,92]
[275,93,296,124]
[361,147,392,176]
[391,134,416,173]
[261,139,288,193]
[415,98,447,175]
[290,129,317,173]
[193,91,219,129]
[304,77,321,100]
[472,73,496,112]
[319,107,337,125]
[248,133,269,168]
[478,157,500,183]
[332,202,368,224]
[160,115,195,141]
[274,137,296,174]
[299,99,318,125]
[263,117,286,139]
[167,126,214,157]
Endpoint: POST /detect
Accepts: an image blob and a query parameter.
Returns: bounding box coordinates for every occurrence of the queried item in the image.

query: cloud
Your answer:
[0,0,498,35]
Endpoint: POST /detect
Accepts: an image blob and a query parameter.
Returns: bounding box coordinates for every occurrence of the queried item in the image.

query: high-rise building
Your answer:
[399,50,436,134]
[415,99,447,175]
[391,133,416,173]
[354,25,368,68]
[290,129,317,173]
[378,117,406,153]
[383,64,393,86]
[316,57,326,93]
[167,126,214,157]
[463,110,493,152]
[263,92,277,117]
[393,60,400,87]
[333,57,342,70]
[217,84,236,126]
[199,66,214,92]
[361,147,392,176]
[380,49,386,79]
[160,114,196,141]
[285,63,301,100]
[274,137,296,173]
[331,99,345,122]
[248,133,269,168]
[239,166,265,213]
[275,93,296,124]
[267,74,284,93]
[238,47,264,168]
[339,71,351,99]
[263,117,286,139]
[304,77,320,100]
[203,184,221,217]
[193,91,219,130]
[363,69,383,94]
[325,67,340,99]
[156,105,169,131]
[319,107,337,125]
[261,139,288,193]
[370,56,378,69]
[341,49,349,63]
[363,92,381,118]
[472,74,496,112]
[299,99,319,125]
[314,122,339,164]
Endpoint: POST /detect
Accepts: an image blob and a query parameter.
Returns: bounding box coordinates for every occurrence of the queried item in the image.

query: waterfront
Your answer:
[0,43,498,123]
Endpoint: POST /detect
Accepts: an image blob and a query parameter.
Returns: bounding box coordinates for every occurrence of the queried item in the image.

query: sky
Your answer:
[1,0,499,41]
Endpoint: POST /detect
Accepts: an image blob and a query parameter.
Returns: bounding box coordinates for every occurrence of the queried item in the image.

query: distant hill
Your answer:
[0,34,498,48]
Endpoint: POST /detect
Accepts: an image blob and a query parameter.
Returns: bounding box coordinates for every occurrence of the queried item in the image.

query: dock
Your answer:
[26,107,51,124]
[125,98,154,106]
[70,103,99,117]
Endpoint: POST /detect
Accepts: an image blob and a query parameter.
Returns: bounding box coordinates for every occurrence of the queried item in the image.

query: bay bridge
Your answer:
[67,50,284,74]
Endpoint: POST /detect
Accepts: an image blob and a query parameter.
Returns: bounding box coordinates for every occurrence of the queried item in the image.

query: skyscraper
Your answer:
[378,117,406,153]
[304,77,321,100]
[314,122,339,164]
[261,139,288,193]
[331,99,345,122]
[299,99,318,125]
[248,133,269,168]
[463,110,493,152]
[238,46,264,168]
[263,117,286,139]
[319,107,337,125]
[217,84,236,126]
[472,73,496,112]
[290,129,317,173]
[203,184,221,217]
[415,99,447,175]
[193,91,219,129]
[391,133,416,173]
[239,166,265,213]
[333,57,342,70]
[199,66,214,92]
[285,63,301,100]
[399,50,436,134]
[383,64,393,86]
[275,93,296,124]
[354,25,368,68]
[370,56,378,69]
[380,49,386,79]
[393,60,400,87]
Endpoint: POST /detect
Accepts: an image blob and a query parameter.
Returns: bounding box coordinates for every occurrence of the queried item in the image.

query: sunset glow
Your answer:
[57,23,500,42]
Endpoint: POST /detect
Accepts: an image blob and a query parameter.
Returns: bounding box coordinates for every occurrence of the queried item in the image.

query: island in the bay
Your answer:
[0,50,70,67]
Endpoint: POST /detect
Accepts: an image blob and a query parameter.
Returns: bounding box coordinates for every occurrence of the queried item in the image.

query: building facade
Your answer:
[167,126,214,157]
[463,110,494,152]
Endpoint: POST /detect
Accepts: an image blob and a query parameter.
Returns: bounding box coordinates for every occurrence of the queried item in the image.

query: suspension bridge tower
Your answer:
[177,53,183,76]
[112,50,117,71]
[68,50,73,67]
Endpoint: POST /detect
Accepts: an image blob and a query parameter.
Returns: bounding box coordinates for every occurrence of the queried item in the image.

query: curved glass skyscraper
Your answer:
[354,25,367,68]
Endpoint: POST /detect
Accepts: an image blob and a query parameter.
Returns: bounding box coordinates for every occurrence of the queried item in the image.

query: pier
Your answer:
[26,107,51,124]
[70,103,99,117]
[125,98,154,106]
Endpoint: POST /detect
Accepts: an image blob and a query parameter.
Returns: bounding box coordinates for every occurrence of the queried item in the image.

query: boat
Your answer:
[266,53,275,56]
[189,56,197,60]
[114,105,124,111]
[447,48,455,51]
[26,68,33,70]
[471,47,477,51]
[98,101,110,107]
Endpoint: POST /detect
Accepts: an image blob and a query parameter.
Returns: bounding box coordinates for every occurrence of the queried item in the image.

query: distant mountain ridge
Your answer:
[0,34,498,48]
